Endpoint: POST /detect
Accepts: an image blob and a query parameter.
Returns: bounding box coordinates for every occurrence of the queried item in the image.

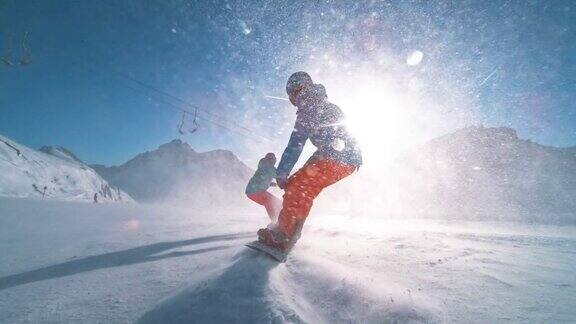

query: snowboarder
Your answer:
[93,192,98,203]
[246,152,282,222]
[256,71,362,253]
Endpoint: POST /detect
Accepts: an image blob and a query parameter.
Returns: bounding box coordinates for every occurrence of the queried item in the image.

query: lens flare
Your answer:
[123,218,140,231]
[406,50,424,66]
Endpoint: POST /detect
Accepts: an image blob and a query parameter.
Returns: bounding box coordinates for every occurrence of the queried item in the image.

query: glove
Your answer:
[276,177,288,190]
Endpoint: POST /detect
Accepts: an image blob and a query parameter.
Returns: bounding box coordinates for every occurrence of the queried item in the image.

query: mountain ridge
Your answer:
[91,139,253,205]
[393,125,576,222]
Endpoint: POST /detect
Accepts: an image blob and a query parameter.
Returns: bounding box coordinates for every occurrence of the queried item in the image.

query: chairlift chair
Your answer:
[1,32,31,66]
[188,107,199,133]
[178,111,187,135]
[19,32,31,65]
[177,108,199,134]
[1,33,13,66]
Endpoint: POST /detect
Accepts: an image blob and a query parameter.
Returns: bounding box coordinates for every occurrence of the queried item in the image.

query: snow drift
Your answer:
[1,196,574,323]
[138,250,434,324]
[0,134,131,202]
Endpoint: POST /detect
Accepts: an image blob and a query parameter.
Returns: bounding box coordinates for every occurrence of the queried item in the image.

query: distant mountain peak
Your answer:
[397,125,576,222]
[158,139,194,152]
[199,149,238,160]
[91,139,253,204]
[460,125,518,140]
[427,125,520,149]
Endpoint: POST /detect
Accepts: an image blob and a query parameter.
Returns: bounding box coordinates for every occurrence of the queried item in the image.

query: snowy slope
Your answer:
[0,135,132,202]
[0,198,574,323]
[92,139,253,206]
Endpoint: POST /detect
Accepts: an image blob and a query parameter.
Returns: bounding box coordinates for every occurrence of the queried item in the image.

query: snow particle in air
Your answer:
[332,138,346,151]
[406,50,424,66]
[408,77,423,91]
[239,20,251,35]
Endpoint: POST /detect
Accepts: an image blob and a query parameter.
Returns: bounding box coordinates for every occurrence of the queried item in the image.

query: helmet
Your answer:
[264,152,277,164]
[286,71,313,97]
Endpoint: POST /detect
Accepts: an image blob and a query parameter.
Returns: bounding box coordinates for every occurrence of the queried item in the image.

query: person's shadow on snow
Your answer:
[138,249,297,324]
[0,232,252,291]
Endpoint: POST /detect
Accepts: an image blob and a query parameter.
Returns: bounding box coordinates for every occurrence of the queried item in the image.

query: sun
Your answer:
[329,78,418,164]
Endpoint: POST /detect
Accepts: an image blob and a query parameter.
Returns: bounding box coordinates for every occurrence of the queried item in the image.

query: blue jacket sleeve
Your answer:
[276,123,308,180]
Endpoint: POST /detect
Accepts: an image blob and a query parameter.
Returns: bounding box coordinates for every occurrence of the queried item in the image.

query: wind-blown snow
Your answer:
[0,198,574,323]
[326,126,576,224]
[394,126,576,222]
[0,135,132,202]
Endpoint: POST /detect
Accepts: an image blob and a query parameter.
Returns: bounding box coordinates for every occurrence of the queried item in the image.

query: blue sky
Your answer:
[1,0,575,165]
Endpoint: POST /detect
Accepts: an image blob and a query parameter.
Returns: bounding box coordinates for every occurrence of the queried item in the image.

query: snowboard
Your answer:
[245,240,288,263]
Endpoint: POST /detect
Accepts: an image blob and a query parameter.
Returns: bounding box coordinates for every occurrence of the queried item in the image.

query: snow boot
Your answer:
[257,227,291,252]
[257,221,303,252]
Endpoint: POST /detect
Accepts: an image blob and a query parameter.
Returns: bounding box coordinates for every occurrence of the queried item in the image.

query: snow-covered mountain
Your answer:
[393,126,576,223]
[0,135,131,202]
[92,139,253,206]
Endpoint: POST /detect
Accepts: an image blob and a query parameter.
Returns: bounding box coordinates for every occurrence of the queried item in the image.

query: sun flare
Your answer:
[328,77,420,163]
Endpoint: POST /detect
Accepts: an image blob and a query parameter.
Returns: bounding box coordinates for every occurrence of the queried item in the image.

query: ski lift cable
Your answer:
[70,60,274,143]
[127,78,275,141]
[123,82,271,143]
[98,64,275,139]
[121,82,271,143]
[126,85,264,143]
[126,76,272,138]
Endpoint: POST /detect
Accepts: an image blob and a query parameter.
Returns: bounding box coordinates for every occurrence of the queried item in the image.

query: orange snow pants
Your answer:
[277,159,356,238]
[247,191,282,221]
